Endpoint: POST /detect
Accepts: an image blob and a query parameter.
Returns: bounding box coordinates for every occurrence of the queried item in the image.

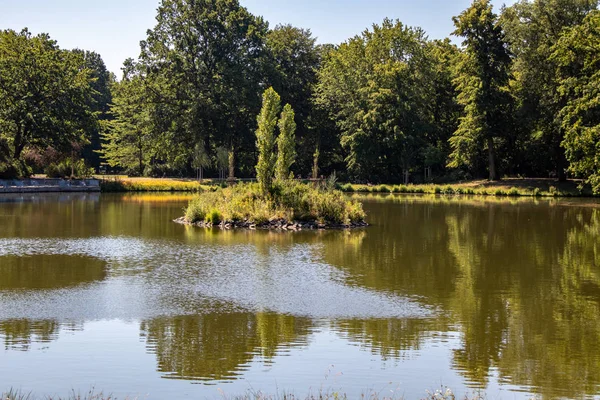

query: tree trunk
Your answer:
[228,148,235,180]
[487,136,499,181]
[13,128,24,161]
[556,147,567,182]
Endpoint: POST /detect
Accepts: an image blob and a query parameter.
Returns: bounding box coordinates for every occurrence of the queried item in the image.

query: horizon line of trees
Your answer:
[1,0,599,193]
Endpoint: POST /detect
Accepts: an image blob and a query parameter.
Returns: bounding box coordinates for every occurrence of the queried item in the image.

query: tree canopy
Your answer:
[2,0,600,193]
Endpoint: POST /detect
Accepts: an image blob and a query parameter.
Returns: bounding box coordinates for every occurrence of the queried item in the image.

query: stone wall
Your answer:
[0,179,100,193]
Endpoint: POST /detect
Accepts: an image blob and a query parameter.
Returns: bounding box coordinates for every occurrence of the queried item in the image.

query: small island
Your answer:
[174,181,367,230]
[176,88,367,230]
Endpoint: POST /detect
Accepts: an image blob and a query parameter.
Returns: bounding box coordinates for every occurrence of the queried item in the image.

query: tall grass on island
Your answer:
[180,181,366,229]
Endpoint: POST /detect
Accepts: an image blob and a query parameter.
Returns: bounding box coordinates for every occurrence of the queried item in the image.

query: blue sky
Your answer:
[2,0,516,76]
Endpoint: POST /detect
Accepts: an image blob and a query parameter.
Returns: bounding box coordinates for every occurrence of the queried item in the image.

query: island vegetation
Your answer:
[1,0,599,197]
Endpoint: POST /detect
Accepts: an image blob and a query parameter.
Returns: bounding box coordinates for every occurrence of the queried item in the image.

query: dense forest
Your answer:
[1,0,599,192]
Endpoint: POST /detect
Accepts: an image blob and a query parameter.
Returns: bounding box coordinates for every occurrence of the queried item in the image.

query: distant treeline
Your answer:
[1,0,599,192]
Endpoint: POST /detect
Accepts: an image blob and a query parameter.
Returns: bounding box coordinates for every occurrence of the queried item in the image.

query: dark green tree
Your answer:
[552,10,600,193]
[275,104,297,181]
[449,0,513,181]
[266,25,320,175]
[0,29,97,176]
[101,73,152,175]
[501,0,598,180]
[315,19,434,182]
[134,0,269,176]
[74,50,113,171]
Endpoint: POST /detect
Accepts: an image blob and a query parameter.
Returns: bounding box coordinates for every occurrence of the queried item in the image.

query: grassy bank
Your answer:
[99,177,212,192]
[94,176,596,198]
[183,181,366,228]
[339,178,594,197]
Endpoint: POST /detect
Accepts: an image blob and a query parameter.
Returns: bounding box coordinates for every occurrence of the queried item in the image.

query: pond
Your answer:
[0,193,599,399]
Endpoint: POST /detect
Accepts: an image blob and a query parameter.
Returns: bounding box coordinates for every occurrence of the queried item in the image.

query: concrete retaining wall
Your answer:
[0,179,100,193]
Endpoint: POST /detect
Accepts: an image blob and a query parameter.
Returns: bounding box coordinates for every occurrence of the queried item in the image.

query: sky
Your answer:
[1,0,517,76]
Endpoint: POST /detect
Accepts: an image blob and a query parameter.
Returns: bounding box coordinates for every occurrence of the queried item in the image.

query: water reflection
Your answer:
[333,195,600,397]
[0,319,82,351]
[1,193,600,398]
[0,255,107,290]
[140,313,313,381]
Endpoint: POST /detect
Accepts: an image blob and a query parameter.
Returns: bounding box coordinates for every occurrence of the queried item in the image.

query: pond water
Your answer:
[0,193,599,399]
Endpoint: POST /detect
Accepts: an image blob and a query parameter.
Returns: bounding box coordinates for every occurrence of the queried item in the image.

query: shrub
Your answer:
[206,209,223,224]
[340,183,354,192]
[434,186,443,194]
[0,159,31,179]
[508,187,520,196]
[495,189,506,196]
[45,159,93,179]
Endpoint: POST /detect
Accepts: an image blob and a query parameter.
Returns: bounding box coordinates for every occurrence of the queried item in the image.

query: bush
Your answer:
[443,186,455,195]
[0,159,32,179]
[340,183,355,192]
[508,187,520,196]
[206,209,223,224]
[45,159,93,179]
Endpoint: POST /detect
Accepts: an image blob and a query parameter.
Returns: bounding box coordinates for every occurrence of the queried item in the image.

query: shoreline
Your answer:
[173,216,369,230]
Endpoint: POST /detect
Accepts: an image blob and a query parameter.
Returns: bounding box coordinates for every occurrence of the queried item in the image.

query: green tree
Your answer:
[501,0,598,180]
[256,88,281,194]
[136,0,269,176]
[74,50,113,171]
[0,29,97,176]
[275,104,297,181]
[315,19,434,182]
[449,0,513,181]
[266,25,320,175]
[552,10,600,193]
[101,74,151,175]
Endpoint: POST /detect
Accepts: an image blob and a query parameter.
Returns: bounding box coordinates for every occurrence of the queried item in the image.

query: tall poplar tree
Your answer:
[449,0,512,181]
[256,88,281,194]
[275,104,297,181]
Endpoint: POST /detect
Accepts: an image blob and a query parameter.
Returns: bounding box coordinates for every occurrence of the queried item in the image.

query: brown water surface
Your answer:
[0,193,599,399]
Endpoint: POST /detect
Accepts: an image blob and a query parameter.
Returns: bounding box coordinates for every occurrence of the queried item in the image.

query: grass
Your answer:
[184,181,366,226]
[99,176,213,192]
[2,388,115,400]
[340,178,594,198]
[3,386,483,400]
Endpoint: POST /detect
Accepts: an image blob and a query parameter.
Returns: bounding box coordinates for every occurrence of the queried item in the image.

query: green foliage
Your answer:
[0,29,97,174]
[315,18,456,182]
[101,76,150,175]
[184,182,366,226]
[256,88,282,194]
[552,10,600,194]
[501,0,598,180]
[449,0,513,181]
[275,104,297,181]
[45,159,94,179]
